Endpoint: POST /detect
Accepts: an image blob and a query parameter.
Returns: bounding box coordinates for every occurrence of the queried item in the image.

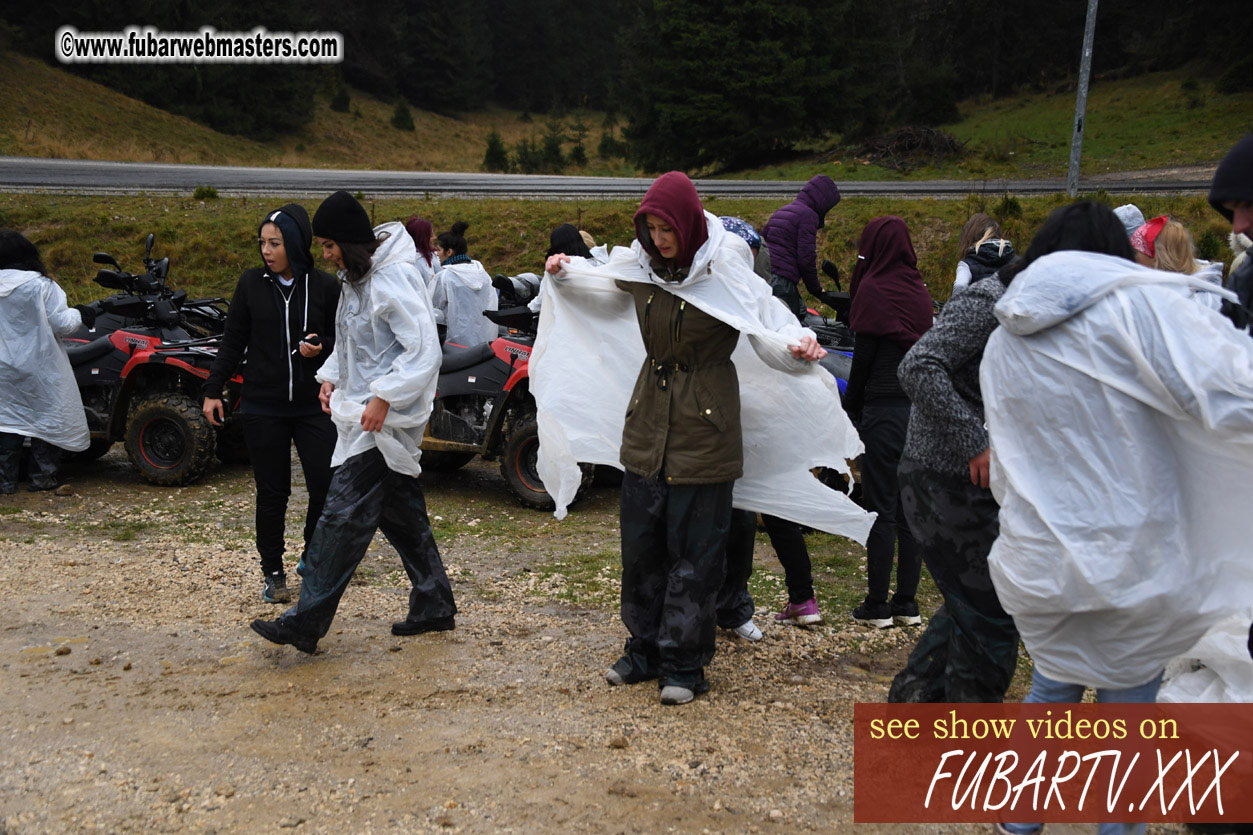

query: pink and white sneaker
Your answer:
[774,597,823,626]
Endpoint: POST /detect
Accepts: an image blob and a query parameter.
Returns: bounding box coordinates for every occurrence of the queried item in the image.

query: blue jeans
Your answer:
[1001,668,1163,835]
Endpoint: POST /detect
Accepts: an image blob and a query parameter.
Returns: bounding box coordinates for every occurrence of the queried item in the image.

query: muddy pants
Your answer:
[888,456,1019,703]
[716,509,758,628]
[0,433,62,493]
[618,471,733,690]
[278,447,456,640]
[241,412,336,576]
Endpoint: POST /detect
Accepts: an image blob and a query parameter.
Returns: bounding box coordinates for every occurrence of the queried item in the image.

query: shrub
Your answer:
[391,100,415,131]
[192,185,219,200]
[569,142,588,167]
[993,193,1023,220]
[1196,228,1224,263]
[512,137,543,174]
[483,130,510,172]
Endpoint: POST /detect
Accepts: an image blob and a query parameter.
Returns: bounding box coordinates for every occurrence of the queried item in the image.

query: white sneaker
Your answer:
[731,619,763,642]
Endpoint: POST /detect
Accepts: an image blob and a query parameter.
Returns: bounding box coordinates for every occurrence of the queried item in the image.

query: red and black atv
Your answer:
[63,234,244,485]
[421,307,591,509]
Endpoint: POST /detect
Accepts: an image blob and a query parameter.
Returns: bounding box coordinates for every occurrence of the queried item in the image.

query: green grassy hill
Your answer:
[0,54,628,174]
[726,68,1253,182]
[4,54,1249,182]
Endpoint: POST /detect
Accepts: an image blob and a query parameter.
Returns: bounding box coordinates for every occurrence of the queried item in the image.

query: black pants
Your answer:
[762,514,814,603]
[0,433,62,492]
[859,403,922,603]
[241,412,336,576]
[770,275,806,321]
[716,509,758,628]
[888,457,1019,703]
[619,471,733,689]
[278,447,456,641]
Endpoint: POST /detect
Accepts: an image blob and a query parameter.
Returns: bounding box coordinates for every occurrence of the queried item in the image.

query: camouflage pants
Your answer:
[0,432,62,493]
[888,456,1019,703]
[619,471,733,689]
[279,447,457,640]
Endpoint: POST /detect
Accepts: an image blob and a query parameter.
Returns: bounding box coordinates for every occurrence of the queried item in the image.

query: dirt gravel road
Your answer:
[0,452,1180,834]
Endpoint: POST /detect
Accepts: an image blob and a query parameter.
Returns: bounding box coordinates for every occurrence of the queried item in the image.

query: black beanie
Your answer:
[312,191,375,244]
[1209,134,1253,221]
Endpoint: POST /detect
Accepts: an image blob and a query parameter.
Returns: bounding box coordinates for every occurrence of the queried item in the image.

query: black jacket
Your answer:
[203,267,340,409]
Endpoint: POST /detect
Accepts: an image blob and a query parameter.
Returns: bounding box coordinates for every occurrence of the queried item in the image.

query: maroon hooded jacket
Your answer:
[762,175,841,294]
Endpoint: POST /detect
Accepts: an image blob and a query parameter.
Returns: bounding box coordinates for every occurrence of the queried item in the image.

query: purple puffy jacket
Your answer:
[762,175,841,294]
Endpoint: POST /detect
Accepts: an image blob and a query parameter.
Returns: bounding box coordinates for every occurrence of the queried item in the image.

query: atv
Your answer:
[62,234,244,485]
[421,311,591,510]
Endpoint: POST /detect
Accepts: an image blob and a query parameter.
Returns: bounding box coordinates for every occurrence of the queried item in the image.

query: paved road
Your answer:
[0,156,1213,199]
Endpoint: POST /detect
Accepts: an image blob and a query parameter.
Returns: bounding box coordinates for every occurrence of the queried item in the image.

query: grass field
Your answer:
[3,53,1249,184]
[0,191,1234,307]
[724,69,1253,182]
[0,54,629,175]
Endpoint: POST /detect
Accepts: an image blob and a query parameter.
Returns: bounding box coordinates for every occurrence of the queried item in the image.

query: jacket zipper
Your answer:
[645,290,654,341]
[674,300,686,344]
[280,282,294,402]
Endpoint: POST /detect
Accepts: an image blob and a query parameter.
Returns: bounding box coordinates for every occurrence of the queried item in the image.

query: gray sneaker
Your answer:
[262,572,290,604]
[659,685,696,705]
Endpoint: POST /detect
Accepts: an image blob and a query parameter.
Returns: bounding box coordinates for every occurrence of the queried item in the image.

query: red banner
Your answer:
[854,703,1253,824]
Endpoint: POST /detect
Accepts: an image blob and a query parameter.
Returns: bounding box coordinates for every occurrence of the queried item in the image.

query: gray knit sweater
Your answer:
[898,275,1005,477]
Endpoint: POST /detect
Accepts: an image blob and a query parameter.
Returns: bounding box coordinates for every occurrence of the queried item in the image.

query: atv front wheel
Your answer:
[500,416,591,510]
[125,393,216,486]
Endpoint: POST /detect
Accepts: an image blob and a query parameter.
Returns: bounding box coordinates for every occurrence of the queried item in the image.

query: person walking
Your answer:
[843,217,934,629]
[203,204,340,604]
[985,202,1253,835]
[0,230,90,493]
[250,191,456,654]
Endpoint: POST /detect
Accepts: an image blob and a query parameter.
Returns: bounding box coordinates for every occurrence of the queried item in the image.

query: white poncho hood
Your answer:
[315,223,441,477]
[981,250,1253,689]
[435,259,498,347]
[0,270,89,451]
[532,212,874,542]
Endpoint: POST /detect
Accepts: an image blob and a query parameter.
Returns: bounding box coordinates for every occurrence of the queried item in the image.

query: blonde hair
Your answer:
[1153,220,1197,275]
[959,213,1000,256]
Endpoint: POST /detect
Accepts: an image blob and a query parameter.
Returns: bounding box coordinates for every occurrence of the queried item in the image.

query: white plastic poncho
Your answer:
[980,250,1253,689]
[316,223,441,477]
[431,259,499,347]
[532,212,874,542]
[0,269,89,452]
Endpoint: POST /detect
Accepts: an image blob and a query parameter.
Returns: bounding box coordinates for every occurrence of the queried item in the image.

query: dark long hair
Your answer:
[0,229,47,275]
[998,201,1135,286]
[437,221,469,256]
[405,216,435,266]
[339,238,382,283]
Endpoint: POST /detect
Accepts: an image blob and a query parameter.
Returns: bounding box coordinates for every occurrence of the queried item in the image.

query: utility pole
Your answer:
[1067,0,1100,197]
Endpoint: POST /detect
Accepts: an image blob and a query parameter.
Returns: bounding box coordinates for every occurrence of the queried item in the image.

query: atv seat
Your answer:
[65,335,114,366]
[441,341,495,374]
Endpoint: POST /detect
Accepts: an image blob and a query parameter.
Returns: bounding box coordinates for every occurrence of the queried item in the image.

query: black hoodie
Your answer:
[203,203,341,413]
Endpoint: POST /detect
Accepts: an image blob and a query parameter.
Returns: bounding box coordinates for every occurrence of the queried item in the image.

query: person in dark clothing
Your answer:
[544,173,826,705]
[250,192,456,655]
[762,175,842,320]
[952,213,1014,296]
[203,204,340,604]
[843,217,934,629]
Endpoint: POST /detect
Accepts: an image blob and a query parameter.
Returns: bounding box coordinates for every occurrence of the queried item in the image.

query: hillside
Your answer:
[3,54,1250,184]
[0,54,627,174]
[726,68,1253,182]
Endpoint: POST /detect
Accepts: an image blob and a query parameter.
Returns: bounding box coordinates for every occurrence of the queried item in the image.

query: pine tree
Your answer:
[482,130,510,172]
[391,99,415,131]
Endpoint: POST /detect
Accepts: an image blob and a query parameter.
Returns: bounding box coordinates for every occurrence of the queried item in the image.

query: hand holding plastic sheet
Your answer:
[531,212,874,542]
